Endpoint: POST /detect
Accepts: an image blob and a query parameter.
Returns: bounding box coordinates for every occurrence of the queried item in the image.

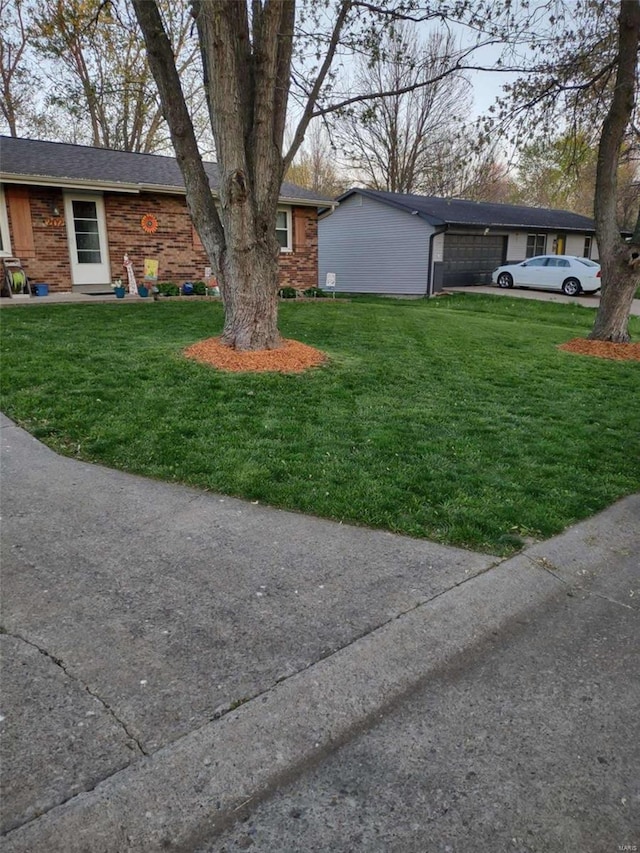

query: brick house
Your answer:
[0,136,329,294]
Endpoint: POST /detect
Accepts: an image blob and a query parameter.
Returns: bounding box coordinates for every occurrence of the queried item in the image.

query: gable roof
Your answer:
[337,187,596,233]
[0,136,331,206]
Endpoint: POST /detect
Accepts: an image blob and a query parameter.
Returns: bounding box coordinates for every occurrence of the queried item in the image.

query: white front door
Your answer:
[64,194,111,286]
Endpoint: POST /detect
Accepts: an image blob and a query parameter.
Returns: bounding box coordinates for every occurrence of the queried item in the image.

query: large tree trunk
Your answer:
[589,238,639,342]
[194,1,294,350]
[589,0,640,343]
[218,189,281,349]
[133,0,294,351]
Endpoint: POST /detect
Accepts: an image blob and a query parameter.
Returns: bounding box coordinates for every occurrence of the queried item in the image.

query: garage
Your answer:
[442,234,507,287]
[319,189,598,297]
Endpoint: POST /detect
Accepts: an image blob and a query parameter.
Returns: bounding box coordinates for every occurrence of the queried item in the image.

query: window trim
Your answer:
[0,185,12,257]
[525,233,547,258]
[276,207,292,253]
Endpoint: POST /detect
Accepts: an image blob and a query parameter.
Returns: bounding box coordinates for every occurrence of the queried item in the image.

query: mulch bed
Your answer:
[185,336,640,373]
[558,338,640,362]
[184,337,328,373]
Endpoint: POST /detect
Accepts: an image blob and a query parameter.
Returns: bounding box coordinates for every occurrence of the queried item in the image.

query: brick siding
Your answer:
[106,192,210,286]
[278,207,319,292]
[6,189,70,293]
[4,185,318,293]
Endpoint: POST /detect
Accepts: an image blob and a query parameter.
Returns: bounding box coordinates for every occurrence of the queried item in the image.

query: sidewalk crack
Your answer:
[1,628,148,756]
[524,555,635,611]
[211,556,505,723]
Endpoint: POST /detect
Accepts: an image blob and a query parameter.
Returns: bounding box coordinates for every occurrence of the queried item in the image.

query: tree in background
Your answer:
[30,0,204,153]
[0,0,37,137]
[285,121,345,199]
[514,133,598,216]
[457,154,516,204]
[513,132,638,229]
[0,0,209,154]
[335,27,471,196]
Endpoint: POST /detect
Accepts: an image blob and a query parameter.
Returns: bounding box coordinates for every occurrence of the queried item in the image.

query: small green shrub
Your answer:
[303,287,326,298]
[192,281,207,296]
[157,282,180,297]
[278,286,298,299]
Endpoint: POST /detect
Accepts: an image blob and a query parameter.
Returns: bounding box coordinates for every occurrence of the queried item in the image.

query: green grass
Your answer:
[1,294,638,555]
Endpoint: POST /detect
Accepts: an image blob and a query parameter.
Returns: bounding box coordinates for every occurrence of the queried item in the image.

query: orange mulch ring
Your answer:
[184,337,328,373]
[558,338,640,362]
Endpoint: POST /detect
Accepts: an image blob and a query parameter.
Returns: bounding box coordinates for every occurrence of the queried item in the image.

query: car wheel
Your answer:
[497,272,513,288]
[561,278,581,296]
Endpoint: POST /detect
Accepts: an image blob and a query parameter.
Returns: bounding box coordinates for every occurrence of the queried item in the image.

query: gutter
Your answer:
[425,226,447,297]
[0,174,143,194]
[1,175,328,209]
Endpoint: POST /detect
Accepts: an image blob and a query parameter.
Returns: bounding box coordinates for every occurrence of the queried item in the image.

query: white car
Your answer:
[492,255,601,296]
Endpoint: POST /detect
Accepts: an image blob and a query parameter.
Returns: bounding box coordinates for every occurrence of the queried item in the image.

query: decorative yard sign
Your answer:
[144,258,158,283]
[123,253,137,294]
[325,272,336,297]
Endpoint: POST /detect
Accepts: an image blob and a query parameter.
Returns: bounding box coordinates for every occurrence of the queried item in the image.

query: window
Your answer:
[276,208,292,251]
[71,199,102,264]
[526,257,548,266]
[526,234,546,257]
[0,185,11,257]
[583,236,592,258]
[546,257,569,267]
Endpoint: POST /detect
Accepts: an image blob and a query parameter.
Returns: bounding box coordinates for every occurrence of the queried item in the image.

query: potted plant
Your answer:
[112,278,125,298]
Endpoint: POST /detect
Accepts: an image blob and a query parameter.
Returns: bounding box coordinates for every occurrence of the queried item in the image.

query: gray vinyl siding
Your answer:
[318,193,433,295]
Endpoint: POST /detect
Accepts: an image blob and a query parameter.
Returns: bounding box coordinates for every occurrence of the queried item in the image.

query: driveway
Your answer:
[2,414,639,853]
[444,284,640,316]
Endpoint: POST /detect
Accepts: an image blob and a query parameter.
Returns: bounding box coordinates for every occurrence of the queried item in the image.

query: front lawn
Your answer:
[1,294,638,554]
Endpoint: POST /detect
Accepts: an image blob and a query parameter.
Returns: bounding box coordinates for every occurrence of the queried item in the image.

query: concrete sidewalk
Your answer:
[1,414,638,852]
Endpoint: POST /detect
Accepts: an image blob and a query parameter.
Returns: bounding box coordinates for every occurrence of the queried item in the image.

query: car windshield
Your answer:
[576,259,600,267]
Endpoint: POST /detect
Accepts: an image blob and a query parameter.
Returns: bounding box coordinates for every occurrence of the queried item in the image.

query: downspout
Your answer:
[425,226,447,298]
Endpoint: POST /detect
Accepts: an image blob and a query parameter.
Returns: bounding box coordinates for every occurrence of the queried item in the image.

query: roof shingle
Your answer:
[0,136,331,205]
[339,188,597,233]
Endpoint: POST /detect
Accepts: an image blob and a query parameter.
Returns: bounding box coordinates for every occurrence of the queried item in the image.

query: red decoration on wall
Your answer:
[141,213,159,234]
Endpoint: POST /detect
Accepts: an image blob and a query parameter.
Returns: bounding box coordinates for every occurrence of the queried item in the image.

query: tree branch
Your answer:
[283,0,352,171]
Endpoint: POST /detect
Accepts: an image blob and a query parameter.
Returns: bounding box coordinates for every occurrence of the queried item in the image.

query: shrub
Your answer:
[157,282,180,297]
[192,281,207,296]
[278,286,298,299]
[303,287,326,298]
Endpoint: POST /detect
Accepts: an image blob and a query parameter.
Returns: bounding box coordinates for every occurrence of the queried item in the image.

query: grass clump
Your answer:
[1,294,638,555]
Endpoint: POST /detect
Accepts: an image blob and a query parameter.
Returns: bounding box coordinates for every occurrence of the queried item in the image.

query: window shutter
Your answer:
[6,187,35,258]
[294,210,306,251]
